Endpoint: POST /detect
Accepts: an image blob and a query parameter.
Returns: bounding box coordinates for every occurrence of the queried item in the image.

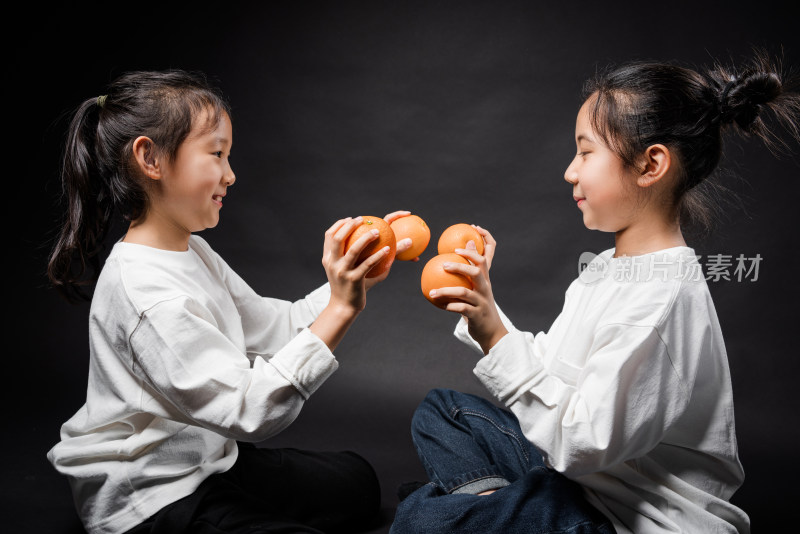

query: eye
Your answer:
[213,151,223,158]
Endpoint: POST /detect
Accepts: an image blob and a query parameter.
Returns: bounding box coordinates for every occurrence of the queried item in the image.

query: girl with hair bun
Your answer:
[392,49,799,534]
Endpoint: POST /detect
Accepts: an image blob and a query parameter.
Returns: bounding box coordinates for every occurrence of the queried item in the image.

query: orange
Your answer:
[390,214,431,261]
[437,223,485,255]
[420,253,473,308]
[344,216,397,278]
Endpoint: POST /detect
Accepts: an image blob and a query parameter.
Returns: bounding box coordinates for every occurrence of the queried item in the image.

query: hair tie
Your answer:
[96,95,108,108]
[715,77,738,125]
[719,78,737,103]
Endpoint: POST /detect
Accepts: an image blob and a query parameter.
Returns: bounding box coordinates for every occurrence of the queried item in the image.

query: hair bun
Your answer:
[717,71,782,131]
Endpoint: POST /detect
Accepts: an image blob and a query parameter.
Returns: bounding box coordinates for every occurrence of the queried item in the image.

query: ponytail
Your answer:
[47,97,115,301]
[582,48,800,236]
[46,69,231,301]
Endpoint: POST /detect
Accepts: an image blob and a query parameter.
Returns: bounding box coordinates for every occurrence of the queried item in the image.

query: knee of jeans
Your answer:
[411,388,458,437]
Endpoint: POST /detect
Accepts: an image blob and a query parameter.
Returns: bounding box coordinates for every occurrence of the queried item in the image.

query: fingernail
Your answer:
[429,289,437,297]
[354,216,363,222]
[443,262,452,269]
[372,229,379,236]
[383,246,390,252]
[467,240,476,249]
[401,238,412,246]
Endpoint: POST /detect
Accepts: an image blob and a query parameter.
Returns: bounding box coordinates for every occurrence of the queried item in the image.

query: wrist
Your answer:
[326,299,361,322]
[478,325,509,355]
[309,301,360,352]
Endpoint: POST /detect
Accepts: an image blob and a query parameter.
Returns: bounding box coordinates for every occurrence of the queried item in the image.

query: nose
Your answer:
[223,164,236,186]
[564,158,578,184]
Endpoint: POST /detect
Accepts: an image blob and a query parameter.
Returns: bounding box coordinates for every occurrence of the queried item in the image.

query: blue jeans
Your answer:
[390,389,615,534]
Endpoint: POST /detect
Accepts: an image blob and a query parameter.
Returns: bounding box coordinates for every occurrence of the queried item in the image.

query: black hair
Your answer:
[582,48,800,236]
[47,69,232,301]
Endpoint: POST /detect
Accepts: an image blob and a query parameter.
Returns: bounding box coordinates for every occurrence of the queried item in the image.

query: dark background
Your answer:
[7,1,799,532]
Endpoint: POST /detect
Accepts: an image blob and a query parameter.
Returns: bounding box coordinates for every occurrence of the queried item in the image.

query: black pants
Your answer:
[125,442,381,534]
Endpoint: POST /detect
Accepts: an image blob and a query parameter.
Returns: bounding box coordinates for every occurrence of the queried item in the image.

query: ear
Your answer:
[132,136,163,180]
[636,144,671,188]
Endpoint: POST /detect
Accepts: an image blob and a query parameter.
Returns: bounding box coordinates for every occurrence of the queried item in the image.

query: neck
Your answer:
[613,214,686,258]
[123,208,192,251]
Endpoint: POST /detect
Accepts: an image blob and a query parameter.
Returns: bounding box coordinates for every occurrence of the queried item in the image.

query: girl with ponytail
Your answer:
[392,49,799,534]
[46,70,413,534]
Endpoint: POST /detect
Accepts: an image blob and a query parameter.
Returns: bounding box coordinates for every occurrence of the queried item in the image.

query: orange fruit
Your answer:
[437,223,485,255]
[420,253,473,308]
[390,214,431,261]
[344,216,397,278]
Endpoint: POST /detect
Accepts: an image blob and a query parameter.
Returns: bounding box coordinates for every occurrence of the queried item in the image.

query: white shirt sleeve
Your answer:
[129,294,338,442]
[471,322,690,478]
[230,277,331,360]
[196,238,332,359]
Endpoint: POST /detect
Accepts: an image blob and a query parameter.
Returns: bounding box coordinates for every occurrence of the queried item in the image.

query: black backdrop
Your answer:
[8,1,799,532]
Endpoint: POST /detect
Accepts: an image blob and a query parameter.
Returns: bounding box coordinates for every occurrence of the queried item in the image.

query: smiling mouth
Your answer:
[212,195,223,206]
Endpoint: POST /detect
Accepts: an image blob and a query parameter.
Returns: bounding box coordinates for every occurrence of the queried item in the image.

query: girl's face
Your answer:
[158,110,235,233]
[564,97,640,232]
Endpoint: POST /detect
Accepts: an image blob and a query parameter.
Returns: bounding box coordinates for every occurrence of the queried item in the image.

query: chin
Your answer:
[192,220,219,232]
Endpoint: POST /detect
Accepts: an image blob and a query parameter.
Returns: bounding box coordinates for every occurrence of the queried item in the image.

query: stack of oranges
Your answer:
[422,223,484,308]
[343,215,485,308]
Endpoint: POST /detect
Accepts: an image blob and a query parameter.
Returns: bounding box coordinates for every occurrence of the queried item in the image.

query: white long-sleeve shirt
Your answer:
[455,246,750,533]
[47,235,337,534]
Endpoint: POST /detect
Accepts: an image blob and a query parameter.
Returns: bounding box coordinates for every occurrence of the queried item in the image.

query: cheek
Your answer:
[191,168,219,196]
[587,161,628,204]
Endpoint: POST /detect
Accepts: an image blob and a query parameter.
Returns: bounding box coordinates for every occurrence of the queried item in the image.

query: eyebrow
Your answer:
[576,134,595,144]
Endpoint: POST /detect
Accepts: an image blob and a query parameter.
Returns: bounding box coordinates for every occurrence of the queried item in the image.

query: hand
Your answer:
[471,225,496,270]
[383,209,416,260]
[321,216,390,314]
[363,210,415,291]
[428,236,508,354]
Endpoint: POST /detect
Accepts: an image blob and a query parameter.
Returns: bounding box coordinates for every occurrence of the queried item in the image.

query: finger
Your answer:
[333,216,363,243]
[370,267,390,284]
[366,257,391,285]
[395,237,413,255]
[353,245,391,278]
[364,274,383,290]
[445,258,489,292]
[383,210,411,224]
[323,217,353,260]
[428,286,476,305]
[453,247,486,267]
[472,225,496,267]
[325,217,351,239]
[442,259,481,279]
[444,301,475,315]
[342,228,380,264]
[472,225,496,245]
[329,217,365,257]
[392,237,420,261]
